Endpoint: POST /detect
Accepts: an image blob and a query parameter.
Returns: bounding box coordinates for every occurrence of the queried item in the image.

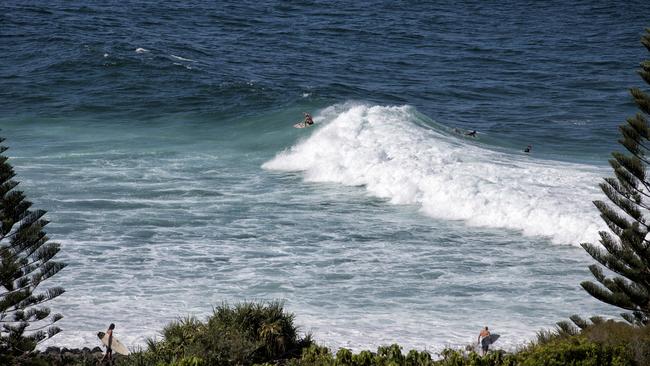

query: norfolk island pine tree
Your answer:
[0,134,66,359]
[580,28,650,326]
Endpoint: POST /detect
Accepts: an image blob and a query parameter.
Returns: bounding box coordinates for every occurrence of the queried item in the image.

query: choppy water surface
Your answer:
[2,0,648,352]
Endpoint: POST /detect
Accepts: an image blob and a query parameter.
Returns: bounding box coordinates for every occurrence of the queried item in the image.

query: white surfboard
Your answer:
[293,122,308,128]
[97,331,129,355]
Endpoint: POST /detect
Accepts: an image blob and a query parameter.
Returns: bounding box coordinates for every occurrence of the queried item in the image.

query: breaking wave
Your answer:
[263,103,605,245]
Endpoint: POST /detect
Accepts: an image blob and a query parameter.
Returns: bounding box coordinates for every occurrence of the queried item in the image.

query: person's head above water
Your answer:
[109,323,115,330]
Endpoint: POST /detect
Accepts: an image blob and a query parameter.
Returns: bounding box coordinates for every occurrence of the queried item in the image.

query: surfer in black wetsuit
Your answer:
[101,323,115,364]
[524,145,532,153]
[465,130,477,137]
[303,112,314,126]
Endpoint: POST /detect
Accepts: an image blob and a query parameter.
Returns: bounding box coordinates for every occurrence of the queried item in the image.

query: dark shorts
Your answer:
[481,338,489,351]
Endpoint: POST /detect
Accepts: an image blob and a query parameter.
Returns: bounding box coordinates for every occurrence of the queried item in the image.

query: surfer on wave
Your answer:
[303,112,314,126]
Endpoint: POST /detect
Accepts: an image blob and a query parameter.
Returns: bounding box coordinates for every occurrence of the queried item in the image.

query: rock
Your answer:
[45,346,60,354]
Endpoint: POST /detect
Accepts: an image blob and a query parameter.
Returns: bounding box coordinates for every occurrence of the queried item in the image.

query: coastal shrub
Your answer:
[352,350,374,366]
[291,344,334,366]
[336,348,353,365]
[435,348,515,366]
[375,344,405,365]
[516,337,631,366]
[119,301,312,366]
[405,349,432,366]
[530,318,650,364]
[292,345,522,366]
[0,135,66,362]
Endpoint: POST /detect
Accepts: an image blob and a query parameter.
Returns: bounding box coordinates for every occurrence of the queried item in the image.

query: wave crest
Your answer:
[263,103,604,245]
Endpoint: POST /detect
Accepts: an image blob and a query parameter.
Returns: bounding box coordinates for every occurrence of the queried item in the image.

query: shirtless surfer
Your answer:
[478,326,491,356]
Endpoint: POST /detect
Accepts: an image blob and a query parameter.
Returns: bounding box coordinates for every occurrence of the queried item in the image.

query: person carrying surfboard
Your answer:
[100,323,115,363]
[478,326,491,355]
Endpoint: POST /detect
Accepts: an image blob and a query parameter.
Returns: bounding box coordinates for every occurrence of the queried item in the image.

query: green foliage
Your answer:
[352,350,374,366]
[119,301,312,366]
[0,135,66,361]
[529,320,650,365]
[435,349,515,366]
[292,344,333,366]
[336,348,353,366]
[580,27,650,326]
[286,324,650,366]
[517,337,630,366]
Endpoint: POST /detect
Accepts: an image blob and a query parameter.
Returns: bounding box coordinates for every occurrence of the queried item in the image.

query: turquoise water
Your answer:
[2,0,648,352]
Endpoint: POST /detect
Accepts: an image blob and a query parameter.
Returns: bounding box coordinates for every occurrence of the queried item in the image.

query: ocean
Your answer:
[2,0,648,352]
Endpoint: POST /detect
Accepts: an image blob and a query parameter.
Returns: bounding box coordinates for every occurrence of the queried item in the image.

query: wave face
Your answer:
[264,103,604,245]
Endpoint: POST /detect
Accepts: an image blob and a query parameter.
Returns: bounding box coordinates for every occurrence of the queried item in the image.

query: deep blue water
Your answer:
[1,0,649,352]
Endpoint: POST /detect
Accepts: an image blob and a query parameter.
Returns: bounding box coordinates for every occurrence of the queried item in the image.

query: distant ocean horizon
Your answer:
[2,0,648,352]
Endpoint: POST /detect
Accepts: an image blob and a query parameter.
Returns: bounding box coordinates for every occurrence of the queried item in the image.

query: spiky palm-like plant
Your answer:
[580,28,650,325]
[0,135,66,357]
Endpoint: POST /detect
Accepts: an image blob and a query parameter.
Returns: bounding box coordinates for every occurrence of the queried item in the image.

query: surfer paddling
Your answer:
[100,323,115,364]
[478,326,491,356]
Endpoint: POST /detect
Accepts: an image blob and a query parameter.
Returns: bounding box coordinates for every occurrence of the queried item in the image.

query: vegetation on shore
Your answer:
[19,301,650,366]
[17,306,646,366]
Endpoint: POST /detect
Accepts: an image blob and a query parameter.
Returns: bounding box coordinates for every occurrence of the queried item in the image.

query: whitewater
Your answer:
[3,103,613,353]
[264,103,604,245]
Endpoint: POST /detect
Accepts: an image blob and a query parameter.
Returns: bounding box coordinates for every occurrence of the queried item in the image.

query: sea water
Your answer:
[1,0,648,352]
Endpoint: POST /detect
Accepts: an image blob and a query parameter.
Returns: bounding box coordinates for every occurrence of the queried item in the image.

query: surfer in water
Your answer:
[478,326,491,356]
[303,112,314,126]
[101,323,115,363]
[465,130,477,137]
[524,145,532,153]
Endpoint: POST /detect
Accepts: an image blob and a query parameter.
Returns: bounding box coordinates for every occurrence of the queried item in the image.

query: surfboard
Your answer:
[485,333,500,345]
[293,122,308,128]
[97,331,129,355]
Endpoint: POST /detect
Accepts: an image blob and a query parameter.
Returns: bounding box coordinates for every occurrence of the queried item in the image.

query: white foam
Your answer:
[173,62,193,70]
[135,47,150,53]
[170,54,196,62]
[263,103,605,245]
